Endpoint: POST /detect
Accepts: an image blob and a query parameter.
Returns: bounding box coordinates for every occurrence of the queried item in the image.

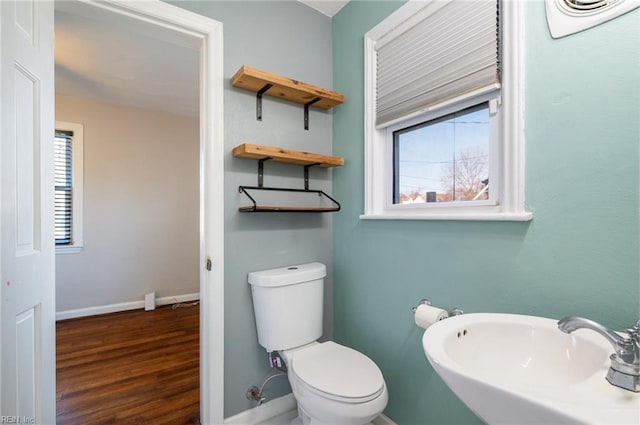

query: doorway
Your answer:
[53,1,224,423]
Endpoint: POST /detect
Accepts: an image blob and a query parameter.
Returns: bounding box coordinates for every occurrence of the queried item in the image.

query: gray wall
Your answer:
[172,1,335,417]
[55,94,200,312]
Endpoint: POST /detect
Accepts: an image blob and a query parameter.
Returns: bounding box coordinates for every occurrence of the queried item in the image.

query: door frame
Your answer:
[67,1,225,423]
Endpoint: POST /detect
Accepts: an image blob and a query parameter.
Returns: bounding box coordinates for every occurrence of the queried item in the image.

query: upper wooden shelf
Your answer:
[231,65,345,110]
[233,143,344,168]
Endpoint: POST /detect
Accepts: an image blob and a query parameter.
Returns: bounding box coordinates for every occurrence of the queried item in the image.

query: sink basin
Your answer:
[422,313,640,425]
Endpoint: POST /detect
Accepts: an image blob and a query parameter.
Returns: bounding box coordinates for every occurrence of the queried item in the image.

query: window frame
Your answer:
[362,0,531,221]
[55,120,84,254]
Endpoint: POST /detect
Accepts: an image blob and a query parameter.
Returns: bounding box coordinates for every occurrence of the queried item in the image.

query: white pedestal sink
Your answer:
[422,313,640,424]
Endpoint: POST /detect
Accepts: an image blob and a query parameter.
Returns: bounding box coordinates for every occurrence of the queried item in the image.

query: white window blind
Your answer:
[55,131,73,245]
[375,0,500,127]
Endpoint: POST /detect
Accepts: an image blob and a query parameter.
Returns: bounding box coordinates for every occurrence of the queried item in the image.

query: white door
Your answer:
[1,0,56,423]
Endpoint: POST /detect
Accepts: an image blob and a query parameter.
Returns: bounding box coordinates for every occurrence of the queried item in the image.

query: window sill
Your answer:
[56,245,84,255]
[359,212,532,221]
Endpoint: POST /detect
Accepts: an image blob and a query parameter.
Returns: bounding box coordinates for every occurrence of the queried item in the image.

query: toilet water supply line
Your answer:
[246,352,288,405]
[246,371,287,405]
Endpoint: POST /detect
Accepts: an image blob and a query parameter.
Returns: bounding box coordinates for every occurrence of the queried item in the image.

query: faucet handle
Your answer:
[627,320,640,340]
[627,320,640,332]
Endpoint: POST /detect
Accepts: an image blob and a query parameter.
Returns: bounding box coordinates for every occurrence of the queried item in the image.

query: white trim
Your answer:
[224,394,297,425]
[223,393,397,425]
[501,0,527,216]
[365,0,430,42]
[74,2,225,424]
[55,246,83,254]
[363,0,530,222]
[373,413,398,425]
[0,3,4,414]
[55,292,200,321]
[55,120,84,253]
[360,212,533,221]
[200,10,226,425]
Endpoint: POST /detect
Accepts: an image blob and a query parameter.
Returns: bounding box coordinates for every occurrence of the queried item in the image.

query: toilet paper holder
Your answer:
[411,298,463,317]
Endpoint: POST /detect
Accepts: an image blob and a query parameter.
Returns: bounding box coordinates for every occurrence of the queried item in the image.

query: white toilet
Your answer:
[248,262,388,425]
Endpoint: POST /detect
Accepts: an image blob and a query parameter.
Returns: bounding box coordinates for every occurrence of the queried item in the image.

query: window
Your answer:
[54,121,84,253]
[393,103,492,205]
[363,0,531,221]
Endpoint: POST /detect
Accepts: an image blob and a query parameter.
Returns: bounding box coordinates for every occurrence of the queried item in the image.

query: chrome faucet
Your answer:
[558,316,640,392]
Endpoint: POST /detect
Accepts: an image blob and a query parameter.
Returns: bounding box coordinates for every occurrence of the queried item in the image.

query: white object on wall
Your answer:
[546,0,639,38]
[145,292,156,311]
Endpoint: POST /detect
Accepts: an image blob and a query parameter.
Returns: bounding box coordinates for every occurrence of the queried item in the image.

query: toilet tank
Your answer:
[248,262,326,352]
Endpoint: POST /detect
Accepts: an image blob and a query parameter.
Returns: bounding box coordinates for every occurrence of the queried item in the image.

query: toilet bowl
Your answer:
[281,341,388,425]
[248,263,388,425]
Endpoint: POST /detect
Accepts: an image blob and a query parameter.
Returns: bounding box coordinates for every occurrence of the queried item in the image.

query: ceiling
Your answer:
[55,2,200,117]
[54,1,349,118]
[298,0,350,17]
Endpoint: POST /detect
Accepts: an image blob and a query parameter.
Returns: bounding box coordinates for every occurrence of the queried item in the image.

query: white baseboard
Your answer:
[224,393,297,425]
[55,292,200,321]
[373,413,397,425]
[223,392,397,425]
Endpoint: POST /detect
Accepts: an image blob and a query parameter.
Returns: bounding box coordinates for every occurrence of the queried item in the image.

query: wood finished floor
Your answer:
[56,304,200,425]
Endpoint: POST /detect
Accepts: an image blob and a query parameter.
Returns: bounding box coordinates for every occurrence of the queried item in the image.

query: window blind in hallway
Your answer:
[55,131,73,245]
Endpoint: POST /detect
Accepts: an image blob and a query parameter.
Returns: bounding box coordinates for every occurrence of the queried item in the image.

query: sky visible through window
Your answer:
[395,104,489,204]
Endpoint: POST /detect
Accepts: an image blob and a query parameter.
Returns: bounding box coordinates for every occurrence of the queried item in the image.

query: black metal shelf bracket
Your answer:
[255,87,320,130]
[304,98,321,130]
[257,157,272,187]
[256,84,273,121]
[303,163,321,190]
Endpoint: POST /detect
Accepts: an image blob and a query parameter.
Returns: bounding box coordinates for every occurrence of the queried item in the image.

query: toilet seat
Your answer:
[290,341,385,404]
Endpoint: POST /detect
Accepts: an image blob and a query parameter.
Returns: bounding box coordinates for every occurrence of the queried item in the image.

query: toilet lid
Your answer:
[291,341,384,399]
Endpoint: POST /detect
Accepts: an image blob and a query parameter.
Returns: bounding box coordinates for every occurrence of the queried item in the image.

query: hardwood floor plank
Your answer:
[56,305,200,425]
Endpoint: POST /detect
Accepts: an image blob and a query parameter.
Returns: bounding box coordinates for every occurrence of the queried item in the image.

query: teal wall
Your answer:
[332,1,639,424]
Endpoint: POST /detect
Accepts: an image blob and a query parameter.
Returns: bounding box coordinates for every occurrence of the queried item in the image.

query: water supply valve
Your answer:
[269,351,283,369]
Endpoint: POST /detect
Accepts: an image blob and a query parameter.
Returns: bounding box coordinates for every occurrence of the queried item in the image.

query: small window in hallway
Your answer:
[54,121,84,253]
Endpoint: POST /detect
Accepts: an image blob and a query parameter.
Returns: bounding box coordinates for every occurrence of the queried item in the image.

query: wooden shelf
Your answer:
[234,144,343,213]
[237,186,341,213]
[233,143,344,168]
[231,65,345,109]
[239,205,340,213]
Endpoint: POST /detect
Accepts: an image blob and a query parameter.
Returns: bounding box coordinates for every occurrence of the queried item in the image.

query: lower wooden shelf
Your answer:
[238,186,341,213]
[239,205,340,213]
[234,144,343,213]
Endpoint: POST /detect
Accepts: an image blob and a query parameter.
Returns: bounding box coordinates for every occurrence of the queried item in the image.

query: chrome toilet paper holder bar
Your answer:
[411,298,432,313]
[411,298,464,317]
